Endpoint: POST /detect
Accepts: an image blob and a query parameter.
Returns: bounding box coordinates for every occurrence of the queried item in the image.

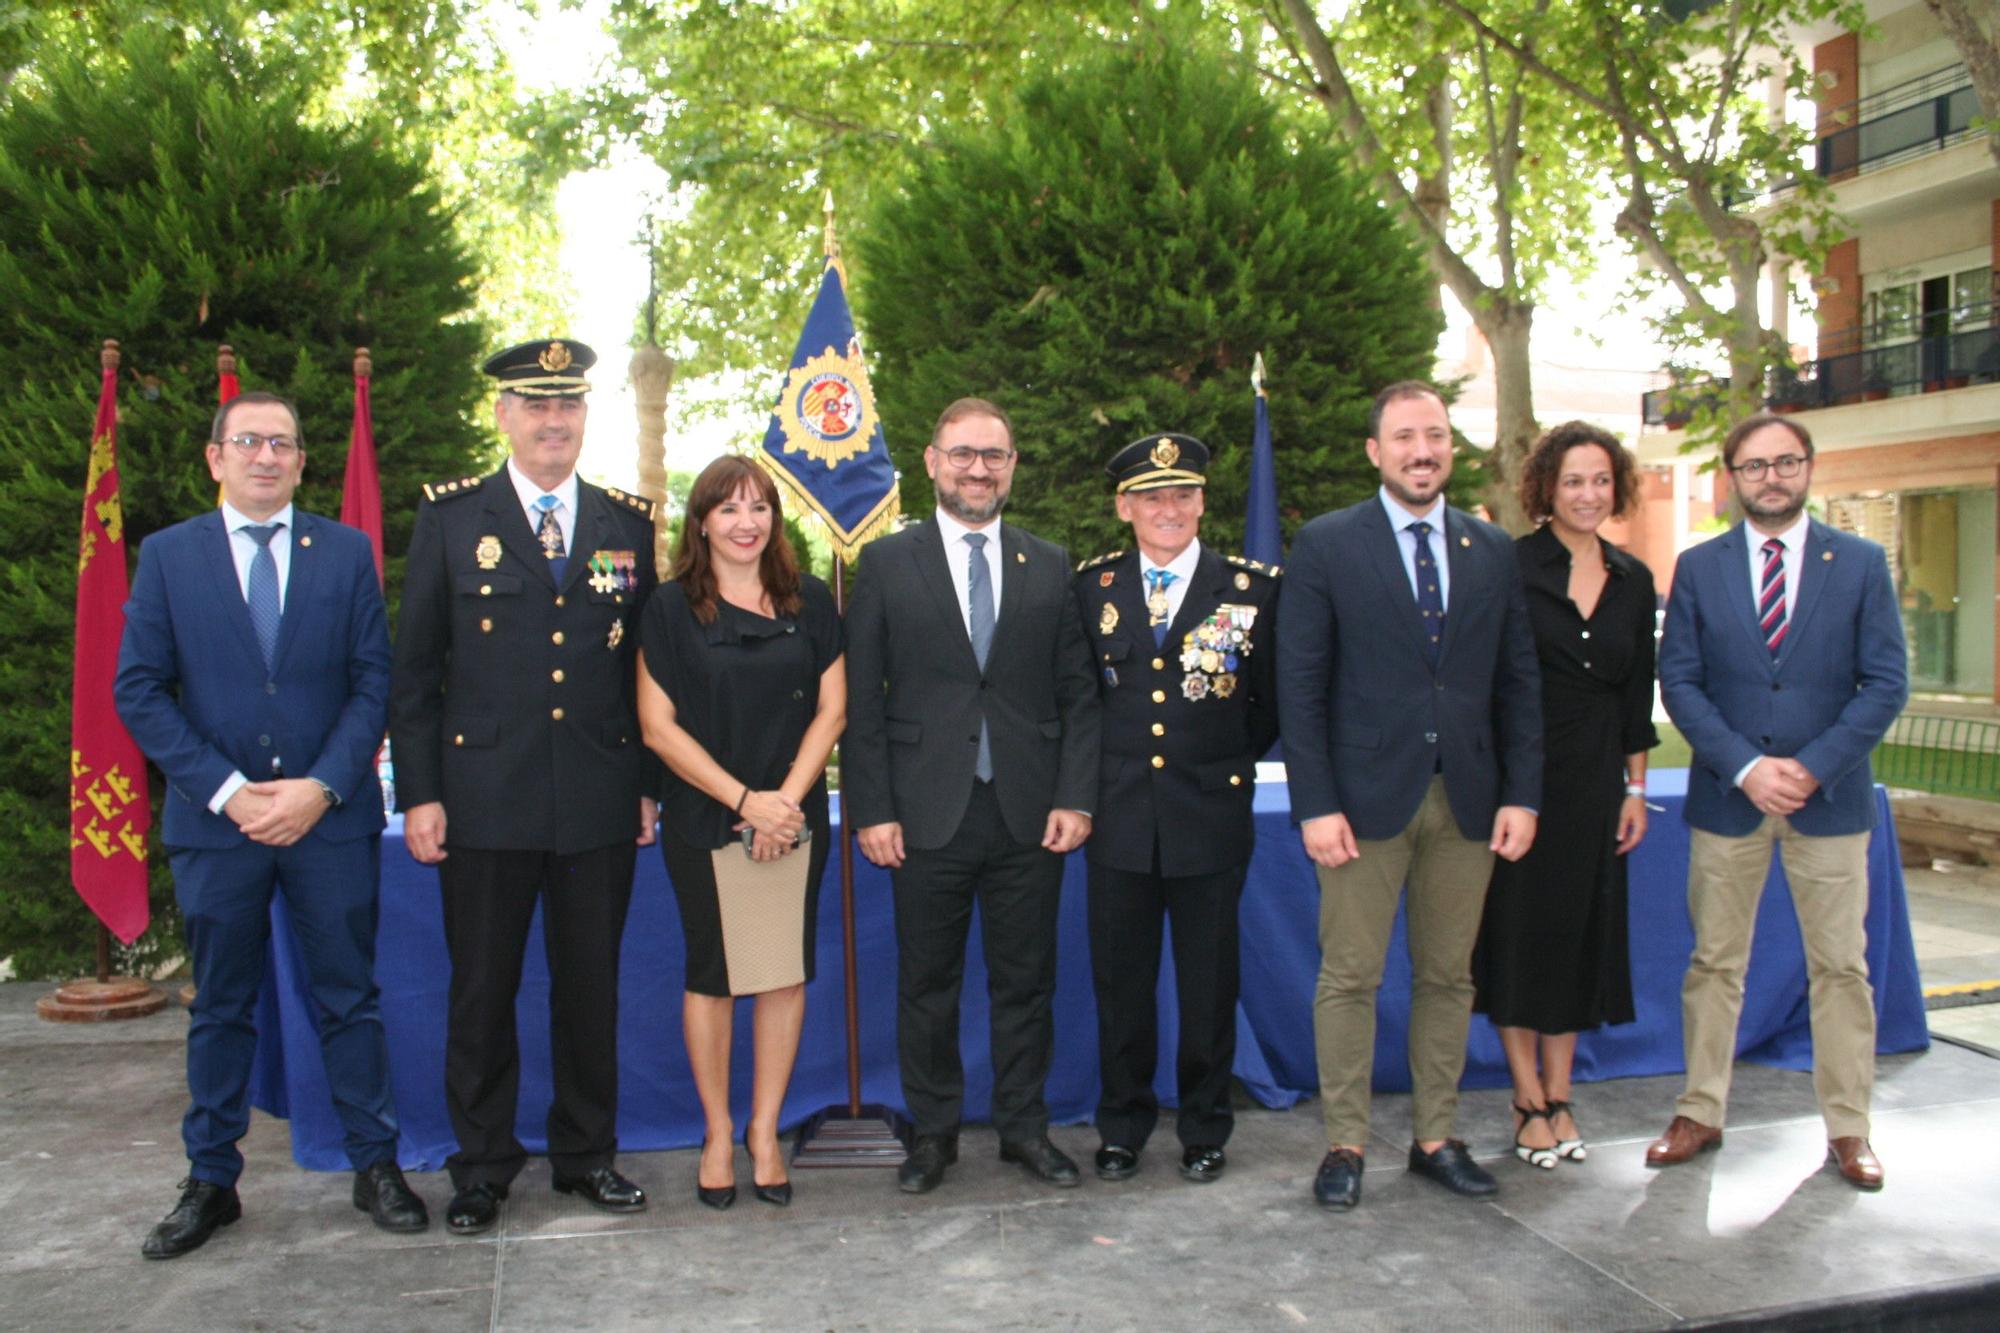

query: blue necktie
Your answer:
[1145,568,1178,648]
[536,494,567,582]
[1410,520,1444,667]
[244,522,282,671]
[965,533,994,781]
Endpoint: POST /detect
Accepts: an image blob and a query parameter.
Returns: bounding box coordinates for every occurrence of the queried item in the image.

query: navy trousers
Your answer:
[173,835,396,1186]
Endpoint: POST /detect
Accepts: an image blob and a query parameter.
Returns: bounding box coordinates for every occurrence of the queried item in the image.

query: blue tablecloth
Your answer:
[249,772,1928,1170]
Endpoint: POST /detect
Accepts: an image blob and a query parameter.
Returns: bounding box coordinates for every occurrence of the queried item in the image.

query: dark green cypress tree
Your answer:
[856,27,1441,561]
[0,26,489,978]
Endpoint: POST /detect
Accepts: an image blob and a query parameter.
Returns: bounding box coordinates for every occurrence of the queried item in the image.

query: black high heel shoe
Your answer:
[745,1125,792,1207]
[696,1138,736,1210]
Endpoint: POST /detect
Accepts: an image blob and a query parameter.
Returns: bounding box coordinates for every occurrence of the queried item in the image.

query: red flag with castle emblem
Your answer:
[71,339,150,944]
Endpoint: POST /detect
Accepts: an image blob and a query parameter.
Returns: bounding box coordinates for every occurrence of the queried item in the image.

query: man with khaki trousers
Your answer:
[1276,382,1543,1210]
[1651,412,1907,1189]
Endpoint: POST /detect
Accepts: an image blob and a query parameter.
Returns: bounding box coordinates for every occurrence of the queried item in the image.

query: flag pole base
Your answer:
[791,1104,912,1168]
[36,976,168,1023]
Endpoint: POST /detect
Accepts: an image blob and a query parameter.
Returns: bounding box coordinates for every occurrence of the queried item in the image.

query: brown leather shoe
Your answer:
[1827,1137,1884,1191]
[1644,1115,1722,1167]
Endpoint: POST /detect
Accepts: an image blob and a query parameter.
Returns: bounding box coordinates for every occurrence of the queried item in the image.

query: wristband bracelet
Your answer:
[1623,782,1646,797]
[734,787,751,814]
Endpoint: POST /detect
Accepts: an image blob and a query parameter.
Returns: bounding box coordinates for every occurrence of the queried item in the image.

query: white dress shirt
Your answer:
[933,506,1004,636]
[1378,487,1451,610]
[210,501,297,812]
[1732,510,1812,789]
[507,458,579,553]
[1139,538,1202,627]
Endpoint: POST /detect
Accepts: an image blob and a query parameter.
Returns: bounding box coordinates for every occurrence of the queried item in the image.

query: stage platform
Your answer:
[3,979,1996,1331]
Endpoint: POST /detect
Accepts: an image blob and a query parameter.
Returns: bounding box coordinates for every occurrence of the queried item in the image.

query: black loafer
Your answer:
[897,1135,958,1194]
[1408,1140,1498,1197]
[1313,1149,1363,1210]
[553,1165,647,1213]
[1180,1145,1226,1184]
[141,1177,241,1259]
[353,1160,429,1233]
[999,1135,1081,1188]
[1095,1144,1140,1181]
[445,1181,505,1235]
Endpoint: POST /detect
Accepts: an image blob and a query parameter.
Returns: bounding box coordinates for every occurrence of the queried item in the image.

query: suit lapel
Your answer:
[995,523,1028,642]
[913,519,981,671]
[269,511,322,675]
[559,481,605,596]
[1715,524,1767,668]
[483,470,556,591]
[201,509,269,670]
[1359,501,1432,665]
[1437,508,1477,667]
[1780,520,1834,667]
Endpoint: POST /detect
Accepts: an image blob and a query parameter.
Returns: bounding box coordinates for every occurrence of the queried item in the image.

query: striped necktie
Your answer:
[1759,537,1788,658]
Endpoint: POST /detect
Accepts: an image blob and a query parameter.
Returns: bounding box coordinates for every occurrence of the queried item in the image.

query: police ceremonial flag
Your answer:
[1245,351,1282,566]
[758,253,899,563]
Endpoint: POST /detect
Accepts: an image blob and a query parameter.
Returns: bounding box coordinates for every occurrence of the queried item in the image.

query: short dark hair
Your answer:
[1721,412,1813,467]
[930,397,1013,450]
[1517,421,1638,525]
[212,390,304,449]
[1368,380,1447,440]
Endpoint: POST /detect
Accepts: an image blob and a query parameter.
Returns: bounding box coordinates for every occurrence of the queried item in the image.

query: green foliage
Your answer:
[856,26,1440,560]
[0,25,489,979]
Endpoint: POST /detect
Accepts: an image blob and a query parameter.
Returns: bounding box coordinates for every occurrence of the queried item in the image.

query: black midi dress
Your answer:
[1474,525,1659,1034]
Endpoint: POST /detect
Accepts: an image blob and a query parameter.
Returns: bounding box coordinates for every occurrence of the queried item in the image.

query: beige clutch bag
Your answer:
[709,841,811,995]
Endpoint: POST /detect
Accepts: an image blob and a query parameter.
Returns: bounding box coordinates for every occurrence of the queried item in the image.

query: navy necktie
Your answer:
[536,494,567,582]
[965,533,994,781]
[1410,520,1444,667]
[244,522,282,671]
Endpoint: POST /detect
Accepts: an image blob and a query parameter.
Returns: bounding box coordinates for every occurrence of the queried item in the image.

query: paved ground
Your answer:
[3,858,1997,1331]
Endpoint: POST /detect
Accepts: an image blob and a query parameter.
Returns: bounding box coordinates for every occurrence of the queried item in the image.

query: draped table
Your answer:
[250,771,1927,1169]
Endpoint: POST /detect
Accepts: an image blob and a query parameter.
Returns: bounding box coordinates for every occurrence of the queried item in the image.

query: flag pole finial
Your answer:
[354,347,372,380]
[101,339,121,371]
[1252,350,1266,396]
[823,189,839,261]
[216,343,235,378]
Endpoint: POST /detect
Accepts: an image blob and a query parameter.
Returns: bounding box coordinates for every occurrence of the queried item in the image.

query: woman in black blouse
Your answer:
[1474,422,1658,1169]
[637,456,845,1209]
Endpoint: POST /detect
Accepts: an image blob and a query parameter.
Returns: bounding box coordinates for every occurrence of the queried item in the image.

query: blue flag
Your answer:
[1244,352,1281,566]
[758,257,900,562]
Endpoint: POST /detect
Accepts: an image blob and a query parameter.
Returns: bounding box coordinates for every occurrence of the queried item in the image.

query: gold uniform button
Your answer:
[552,631,565,645]
[1151,722,1165,736]
[479,584,492,596]
[552,669,565,683]
[480,618,493,633]
[1229,774,1242,787]
[1151,755,1165,769]
[554,595,565,607]
[1151,689,1166,703]
[551,707,565,720]
[453,734,464,746]
[1151,657,1165,670]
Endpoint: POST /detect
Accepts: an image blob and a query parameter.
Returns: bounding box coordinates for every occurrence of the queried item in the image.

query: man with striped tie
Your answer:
[1652,413,1907,1190]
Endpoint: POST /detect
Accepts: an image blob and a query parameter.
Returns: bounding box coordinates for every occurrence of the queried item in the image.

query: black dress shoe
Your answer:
[141,1177,241,1259]
[745,1125,791,1206]
[1095,1144,1140,1181]
[553,1165,647,1213]
[353,1160,429,1233]
[998,1135,1081,1187]
[897,1135,958,1194]
[1408,1140,1498,1197]
[445,1181,505,1236]
[1313,1149,1363,1210]
[1180,1145,1226,1184]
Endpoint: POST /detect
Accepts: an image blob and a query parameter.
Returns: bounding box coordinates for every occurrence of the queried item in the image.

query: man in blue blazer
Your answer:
[116,392,423,1259]
[1277,382,1543,1211]
[1649,413,1907,1190]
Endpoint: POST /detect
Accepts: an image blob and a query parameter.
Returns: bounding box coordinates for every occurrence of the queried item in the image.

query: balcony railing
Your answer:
[1816,80,1979,178]
[1818,300,1994,358]
[1641,323,2000,427]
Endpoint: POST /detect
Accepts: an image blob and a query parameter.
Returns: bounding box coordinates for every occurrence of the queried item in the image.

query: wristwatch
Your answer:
[310,778,341,807]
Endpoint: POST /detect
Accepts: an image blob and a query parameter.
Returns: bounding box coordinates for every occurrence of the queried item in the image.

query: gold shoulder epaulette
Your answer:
[1225,553,1282,578]
[1076,549,1125,573]
[421,475,483,502]
[604,486,657,520]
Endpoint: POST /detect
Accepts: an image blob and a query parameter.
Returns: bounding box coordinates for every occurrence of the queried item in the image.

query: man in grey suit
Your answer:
[845,397,1102,1194]
[1276,381,1543,1211]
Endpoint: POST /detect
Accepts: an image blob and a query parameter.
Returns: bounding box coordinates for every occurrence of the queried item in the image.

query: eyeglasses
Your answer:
[218,432,301,458]
[937,446,1016,470]
[1729,454,1807,481]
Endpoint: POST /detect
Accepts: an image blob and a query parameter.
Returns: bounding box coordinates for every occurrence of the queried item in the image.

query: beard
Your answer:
[1742,485,1807,526]
[936,480,1008,525]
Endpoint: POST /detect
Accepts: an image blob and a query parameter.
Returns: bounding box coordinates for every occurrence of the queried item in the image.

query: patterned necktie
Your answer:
[965,533,994,781]
[536,494,567,582]
[1145,568,1178,648]
[1759,537,1788,658]
[1410,520,1444,667]
[244,522,282,671]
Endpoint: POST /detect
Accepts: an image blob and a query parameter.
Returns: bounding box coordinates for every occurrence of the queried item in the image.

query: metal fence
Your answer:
[1875,713,2000,800]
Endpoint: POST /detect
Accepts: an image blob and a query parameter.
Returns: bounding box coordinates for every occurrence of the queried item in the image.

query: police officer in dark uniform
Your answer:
[389,338,660,1234]
[1073,433,1280,1185]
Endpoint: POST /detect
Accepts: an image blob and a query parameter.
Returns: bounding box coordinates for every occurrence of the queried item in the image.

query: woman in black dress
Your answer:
[636,456,845,1208]
[1474,422,1657,1168]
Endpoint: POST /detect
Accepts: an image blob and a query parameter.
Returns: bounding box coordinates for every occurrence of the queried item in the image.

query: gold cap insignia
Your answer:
[1149,438,1180,469]
[538,341,573,373]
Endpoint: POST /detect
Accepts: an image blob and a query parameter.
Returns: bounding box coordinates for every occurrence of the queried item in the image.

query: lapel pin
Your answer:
[1016,551,1026,564]
[1822,551,1833,561]
[1459,535,1471,547]
[299,535,311,547]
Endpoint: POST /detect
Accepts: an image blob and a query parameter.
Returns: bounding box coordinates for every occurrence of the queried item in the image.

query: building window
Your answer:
[1833,488,1996,697]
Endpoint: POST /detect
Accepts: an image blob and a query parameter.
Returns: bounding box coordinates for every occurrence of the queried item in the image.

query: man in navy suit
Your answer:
[1276,381,1542,1211]
[117,391,424,1259]
[1648,413,1907,1190]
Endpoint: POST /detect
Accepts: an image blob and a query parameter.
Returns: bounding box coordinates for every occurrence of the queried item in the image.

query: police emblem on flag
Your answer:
[776,343,878,468]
